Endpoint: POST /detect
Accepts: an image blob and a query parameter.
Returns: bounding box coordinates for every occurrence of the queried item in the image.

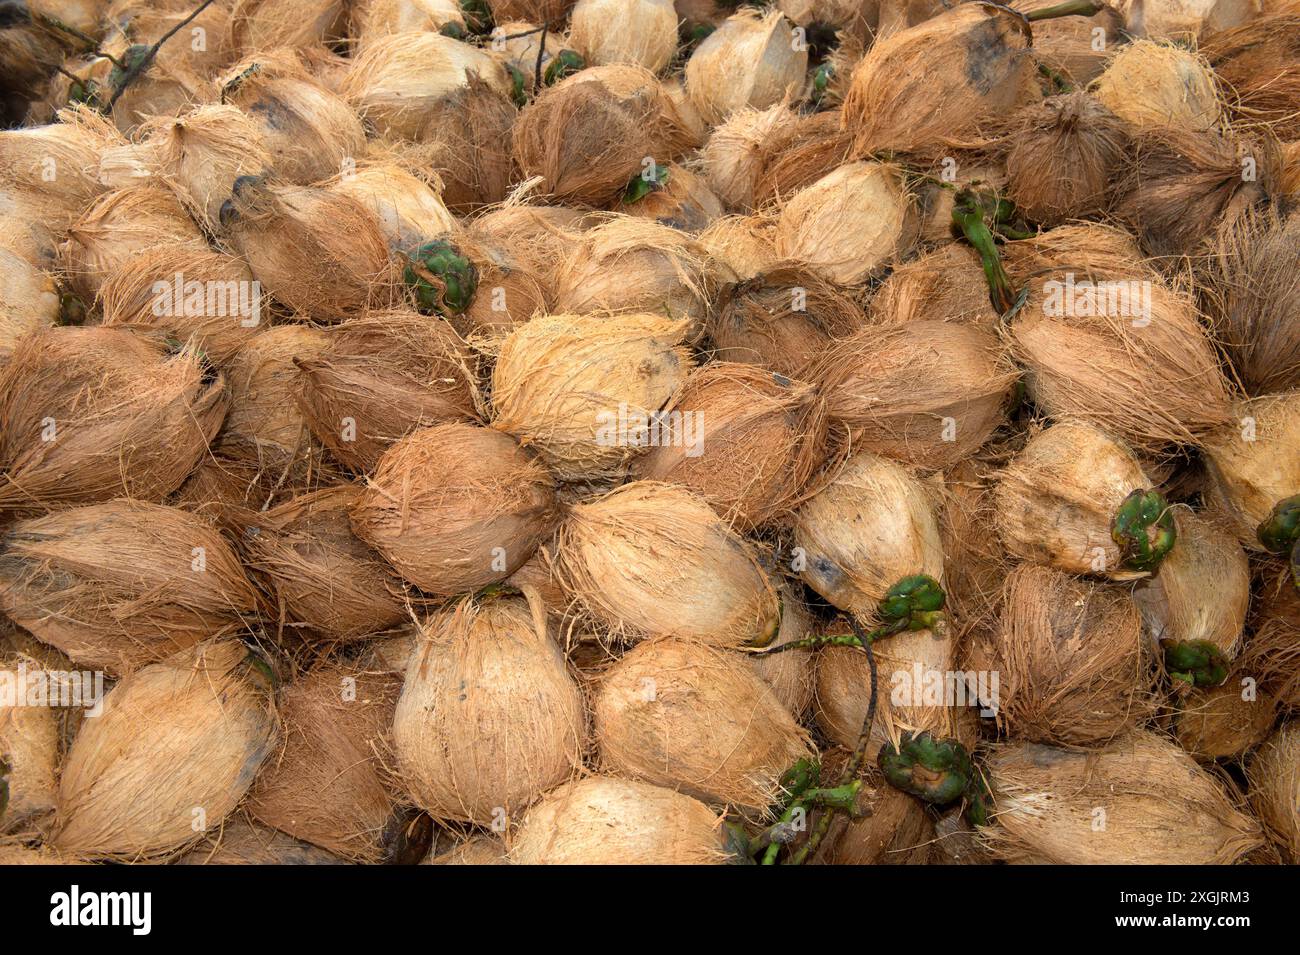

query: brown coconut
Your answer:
[0,501,259,675]
[176,817,347,865]
[1247,721,1300,861]
[0,327,226,514]
[392,594,584,825]
[0,660,60,832]
[683,9,807,126]
[869,243,1000,331]
[751,583,816,719]
[0,247,58,360]
[467,203,587,287]
[329,157,457,251]
[1175,675,1278,761]
[1242,560,1300,709]
[808,748,935,865]
[621,163,724,233]
[1091,39,1224,134]
[0,106,118,231]
[490,311,693,482]
[555,481,781,647]
[247,661,404,862]
[353,0,466,44]
[593,637,813,810]
[700,103,802,212]
[52,640,278,861]
[487,0,576,22]
[104,0,234,78]
[569,0,679,73]
[295,309,478,472]
[981,731,1265,864]
[229,0,348,51]
[407,76,517,214]
[510,775,728,864]
[350,423,559,594]
[1122,0,1261,40]
[793,451,945,620]
[1204,15,1300,139]
[424,834,509,865]
[696,214,779,281]
[753,109,856,206]
[451,237,549,341]
[1015,0,1124,84]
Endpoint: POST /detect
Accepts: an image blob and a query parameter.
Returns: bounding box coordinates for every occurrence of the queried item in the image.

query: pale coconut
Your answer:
[869,243,1000,330]
[1092,39,1224,133]
[230,0,348,51]
[177,817,347,865]
[1248,721,1300,862]
[569,0,679,73]
[684,9,807,126]
[700,103,801,211]
[0,247,58,360]
[354,0,466,45]
[1121,0,1260,39]
[621,163,724,233]
[329,157,457,251]
[1175,675,1278,761]
[1203,391,1300,549]
[751,582,816,719]
[0,658,59,831]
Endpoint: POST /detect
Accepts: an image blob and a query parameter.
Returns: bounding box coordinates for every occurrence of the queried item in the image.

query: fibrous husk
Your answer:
[936,451,1011,645]
[98,244,268,364]
[1203,390,1300,549]
[0,657,60,832]
[841,2,1037,160]
[869,243,1000,330]
[1121,0,1261,40]
[512,64,700,206]
[52,640,279,861]
[684,9,807,126]
[353,0,466,45]
[247,661,404,862]
[237,486,408,644]
[793,451,945,621]
[808,748,934,865]
[222,176,395,322]
[980,730,1265,864]
[993,421,1155,579]
[230,0,348,51]
[555,481,781,647]
[754,109,856,207]
[468,203,587,287]
[1175,675,1278,761]
[0,327,226,514]
[700,103,802,211]
[621,163,724,233]
[1014,0,1124,84]
[1247,721,1300,861]
[0,247,58,361]
[813,320,1015,471]
[510,775,729,864]
[0,107,119,230]
[392,594,584,824]
[1242,560,1300,709]
[408,75,517,214]
[751,582,816,719]
[964,563,1158,747]
[1204,15,1300,139]
[695,215,779,283]
[570,0,679,73]
[773,160,915,286]
[631,362,832,530]
[330,155,457,251]
[0,23,65,125]
[593,637,813,810]
[176,817,347,864]
[424,834,509,865]
[350,423,559,594]
[104,0,234,78]
[295,309,478,472]
[486,21,565,96]
[491,312,693,483]
[339,30,510,140]
[1091,39,1224,134]
[0,501,259,674]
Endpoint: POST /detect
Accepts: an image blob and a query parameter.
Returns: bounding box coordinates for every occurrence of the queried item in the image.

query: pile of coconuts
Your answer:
[1,0,1299,867]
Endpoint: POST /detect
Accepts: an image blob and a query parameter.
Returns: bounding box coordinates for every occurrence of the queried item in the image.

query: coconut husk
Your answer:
[512,64,700,206]
[1207,391,1300,550]
[330,153,457,252]
[0,194,59,270]
[353,0,466,46]
[350,422,559,594]
[621,163,724,233]
[805,748,934,865]
[1247,721,1300,861]
[98,244,268,364]
[963,563,1158,747]
[0,659,60,832]
[0,23,64,125]
[104,0,235,78]
[981,730,1265,864]
[423,834,509,864]
[695,214,780,282]
[491,312,693,482]
[0,327,226,514]
[95,139,158,189]
[489,0,576,21]
[1204,15,1300,139]
[700,103,802,212]
[236,486,409,644]
[247,661,404,862]
[0,106,118,230]
[1282,138,1300,192]
[1002,219,1149,278]
[176,817,348,864]
[993,421,1155,579]
[510,775,729,864]
[451,236,549,340]
[755,109,857,207]
[0,501,259,675]
[1241,560,1300,709]
[813,320,1016,471]
[0,247,58,361]
[684,9,807,126]
[774,160,916,286]
[393,594,584,825]
[295,309,478,472]
[570,0,679,73]
[1092,39,1224,134]
[1175,675,1278,761]
[485,20,565,96]
[662,73,708,143]
[340,31,510,140]
[593,636,813,811]
[229,0,348,51]
[52,640,278,861]
[751,582,816,719]
[869,243,1000,330]
[0,840,85,865]
[1012,0,1123,84]
[1122,0,1261,40]
[555,481,781,647]
[630,362,831,530]
[406,75,517,214]
[223,177,396,322]
[468,202,587,287]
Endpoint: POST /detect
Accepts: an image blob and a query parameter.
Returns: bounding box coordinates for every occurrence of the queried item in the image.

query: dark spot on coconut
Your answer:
[964,19,1015,95]
[809,554,844,590]
[248,97,290,132]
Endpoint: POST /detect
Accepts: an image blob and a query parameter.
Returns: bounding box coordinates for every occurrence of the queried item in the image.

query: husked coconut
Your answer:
[1203,391,1300,549]
[620,163,724,233]
[0,106,118,230]
[423,834,509,865]
[0,247,58,360]
[1175,676,1278,761]
[177,818,347,865]
[230,0,348,51]
[1248,721,1300,862]
[0,656,59,831]
[1203,15,1300,139]
[1016,0,1124,84]
[700,104,802,211]
[1120,0,1260,40]
[869,243,999,330]
[1092,40,1224,134]
[754,109,855,206]
[569,0,679,73]
[406,77,517,213]
[354,0,466,44]
[451,237,548,340]
[329,156,457,251]
[684,9,808,125]
[696,215,780,281]
[807,748,934,865]
[750,583,816,719]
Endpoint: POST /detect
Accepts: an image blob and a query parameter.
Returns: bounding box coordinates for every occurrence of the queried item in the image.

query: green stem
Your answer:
[953,191,1020,315]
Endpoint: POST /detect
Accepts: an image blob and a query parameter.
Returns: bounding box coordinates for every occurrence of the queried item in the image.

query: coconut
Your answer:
[1122,0,1261,39]
[751,583,816,719]
[230,0,347,51]
[1092,39,1224,134]
[392,594,584,824]
[98,245,268,364]
[1203,391,1300,549]
[593,637,813,810]
[0,247,58,361]
[980,731,1265,864]
[0,22,64,125]
[1283,139,1300,193]
[695,215,779,282]
[1016,0,1124,84]
[700,104,801,212]
[354,0,466,45]
[468,203,587,286]
[512,64,700,206]
[424,834,509,865]
[104,0,234,78]
[1175,675,1278,761]
[330,158,457,252]
[350,423,559,594]
[1204,15,1300,139]
[0,841,83,865]
[488,0,576,21]
[754,109,856,206]
[51,640,276,861]
[807,748,935,865]
[177,817,347,865]
[963,564,1157,747]
[0,194,59,269]
[491,312,692,482]
[1248,721,1300,862]
[238,486,409,644]
[0,107,118,230]
[57,50,207,135]
[630,363,831,530]
[1243,561,1300,708]
[569,0,679,73]
[556,481,781,647]
[684,9,807,126]
[0,501,259,674]
[0,658,60,831]
[869,243,1000,331]
[59,185,206,301]
[247,661,404,862]
[841,3,1036,160]
[447,237,548,340]
[621,163,724,233]
[813,320,1015,471]
[511,775,730,864]
[487,20,566,95]
[773,160,915,286]
[96,139,158,189]
[0,327,226,514]
[218,54,367,186]
[295,309,478,472]
[993,421,1162,579]
[222,176,395,322]
[340,31,510,140]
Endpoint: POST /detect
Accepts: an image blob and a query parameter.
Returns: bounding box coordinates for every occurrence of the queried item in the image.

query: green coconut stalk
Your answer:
[951,189,1022,315]
[1165,639,1230,688]
[758,574,947,655]
[401,239,478,316]
[1112,489,1178,574]
[543,50,585,86]
[878,731,973,806]
[812,62,834,106]
[505,64,528,107]
[1258,495,1300,556]
[623,163,670,204]
[439,21,468,40]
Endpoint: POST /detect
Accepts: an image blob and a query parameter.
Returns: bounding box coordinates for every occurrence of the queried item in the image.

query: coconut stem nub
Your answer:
[1164,639,1230,689]
[1112,488,1177,574]
[401,239,479,316]
[1257,494,1300,555]
[878,731,973,806]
